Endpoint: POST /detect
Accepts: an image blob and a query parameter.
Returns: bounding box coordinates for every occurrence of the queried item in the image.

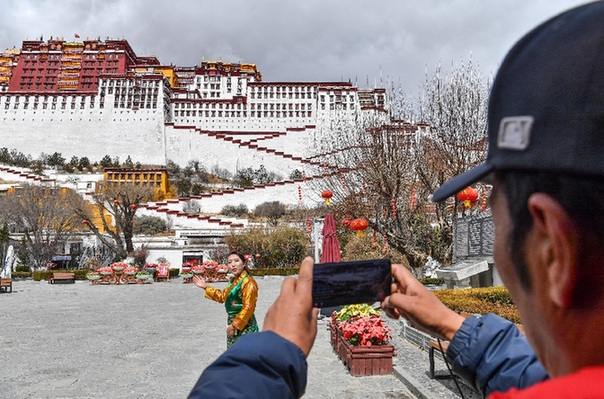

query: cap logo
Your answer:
[497,116,533,150]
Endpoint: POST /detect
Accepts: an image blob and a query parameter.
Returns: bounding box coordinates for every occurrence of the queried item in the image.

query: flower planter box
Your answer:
[328,322,340,352]
[340,339,394,376]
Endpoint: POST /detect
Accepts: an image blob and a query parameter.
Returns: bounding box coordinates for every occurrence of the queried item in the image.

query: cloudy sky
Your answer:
[0,0,591,98]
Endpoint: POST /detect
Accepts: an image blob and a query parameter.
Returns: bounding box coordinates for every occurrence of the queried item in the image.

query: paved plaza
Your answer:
[0,277,479,398]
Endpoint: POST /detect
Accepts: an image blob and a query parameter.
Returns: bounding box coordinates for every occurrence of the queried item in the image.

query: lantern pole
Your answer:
[313,217,324,261]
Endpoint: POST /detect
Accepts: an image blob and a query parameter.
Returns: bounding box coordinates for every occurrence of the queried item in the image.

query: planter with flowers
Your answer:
[136,271,152,283]
[97,267,113,276]
[202,260,218,281]
[123,267,139,283]
[111,262,128,272]
[191,265,205,275]
[124,267,139,275]
[330,304,380,353]
[338,315,394,376]
[181,262,193,274]
[143,263,157,278]
[180,271,194,283]
[86,272,101,285]
[215,264,229,282]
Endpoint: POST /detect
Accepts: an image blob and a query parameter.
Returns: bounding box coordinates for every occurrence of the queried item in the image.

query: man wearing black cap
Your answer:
[190,2,604,398]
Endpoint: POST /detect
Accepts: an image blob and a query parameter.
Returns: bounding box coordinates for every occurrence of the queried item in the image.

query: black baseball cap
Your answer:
[432,1,604,202]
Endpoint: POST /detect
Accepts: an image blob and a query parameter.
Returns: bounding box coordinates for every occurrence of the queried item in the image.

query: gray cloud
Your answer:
[0,0,589,98]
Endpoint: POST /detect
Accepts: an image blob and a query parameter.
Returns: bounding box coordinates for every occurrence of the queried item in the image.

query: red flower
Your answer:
[337,316,392,347]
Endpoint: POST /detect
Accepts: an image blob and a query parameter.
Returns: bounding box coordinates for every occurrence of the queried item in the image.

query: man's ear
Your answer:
[527,193,579,308]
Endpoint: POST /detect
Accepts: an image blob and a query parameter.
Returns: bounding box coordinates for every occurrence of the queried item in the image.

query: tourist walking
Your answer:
[193,251,259,347]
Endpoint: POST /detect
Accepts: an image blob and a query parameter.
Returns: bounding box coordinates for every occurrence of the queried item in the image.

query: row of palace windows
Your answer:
[174,110,313,118]
[249,86,315,94]
[172,102,312,110]
[101,80,161,88]
[249,92,315,100]
[106,172,163,180]
[320,94,356,103]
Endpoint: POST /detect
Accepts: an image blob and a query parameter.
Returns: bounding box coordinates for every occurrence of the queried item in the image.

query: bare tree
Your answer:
[73,184,154,260]
[309,60,489,270]
[0,185,83,268]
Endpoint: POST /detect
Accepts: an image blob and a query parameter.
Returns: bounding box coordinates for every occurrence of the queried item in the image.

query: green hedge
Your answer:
[32,269,91,281]
[249,267,299,277]
[11,271,32,279]
[434,286,520,323]
[420,277,444,286]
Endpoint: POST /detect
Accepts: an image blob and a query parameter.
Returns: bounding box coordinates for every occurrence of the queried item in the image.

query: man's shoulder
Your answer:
[488,366,604,398]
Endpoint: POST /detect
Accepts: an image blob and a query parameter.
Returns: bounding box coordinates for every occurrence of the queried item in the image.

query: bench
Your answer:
[428,339,452,379]
[0,278,12,293]
[50,272,75,284]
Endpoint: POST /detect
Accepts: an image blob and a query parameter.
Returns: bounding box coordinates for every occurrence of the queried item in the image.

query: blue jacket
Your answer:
[188,331,307,399]
[448,313,548,396]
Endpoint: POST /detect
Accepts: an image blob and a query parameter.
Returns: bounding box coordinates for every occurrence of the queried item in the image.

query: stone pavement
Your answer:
[0,277,479,398]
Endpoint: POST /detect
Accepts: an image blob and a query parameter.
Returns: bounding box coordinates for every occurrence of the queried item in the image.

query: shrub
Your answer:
[225,227,308,268]
[32,269,90,281]
[420,277,444,286]
[248,267,299,277]
[434,286,520,323]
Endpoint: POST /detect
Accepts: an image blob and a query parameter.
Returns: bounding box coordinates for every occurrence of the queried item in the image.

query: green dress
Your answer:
[205,271,259,347]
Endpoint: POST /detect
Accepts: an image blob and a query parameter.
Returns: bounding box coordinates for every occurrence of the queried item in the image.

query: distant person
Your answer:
[193,251,259,348]
[189,2,604,398]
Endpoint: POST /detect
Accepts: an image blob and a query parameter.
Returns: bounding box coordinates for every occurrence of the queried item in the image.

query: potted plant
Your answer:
[330,304,380,352]
[338,315,394,376]
[202,260,218,270]
[111,261,128,272]
[136,271,152,282]
[181,262,193,274]
[86,271,101,281]
[180,270,194,283]
[124,266,139,275]
[143,262,158,275]
[191,265,205,274]
[97,267,113,276]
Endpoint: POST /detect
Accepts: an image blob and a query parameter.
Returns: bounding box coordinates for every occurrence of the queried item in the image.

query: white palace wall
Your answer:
[0,95,168,165]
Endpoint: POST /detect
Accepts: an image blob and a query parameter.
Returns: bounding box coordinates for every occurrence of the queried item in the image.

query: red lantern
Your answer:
[306,218,311,233]
[113,199,119,206]
[130,204,137,210]
[350,218,369,237]
[390,198,397,216]
[255,253,261,259]
[82,220,88,224]
[321,190,333,206]
[457,187,479,209]
[244,254,252,260]
[342,218,351,228]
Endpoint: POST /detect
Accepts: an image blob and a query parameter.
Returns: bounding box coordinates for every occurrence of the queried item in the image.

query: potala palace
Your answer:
[0,36,426,266]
